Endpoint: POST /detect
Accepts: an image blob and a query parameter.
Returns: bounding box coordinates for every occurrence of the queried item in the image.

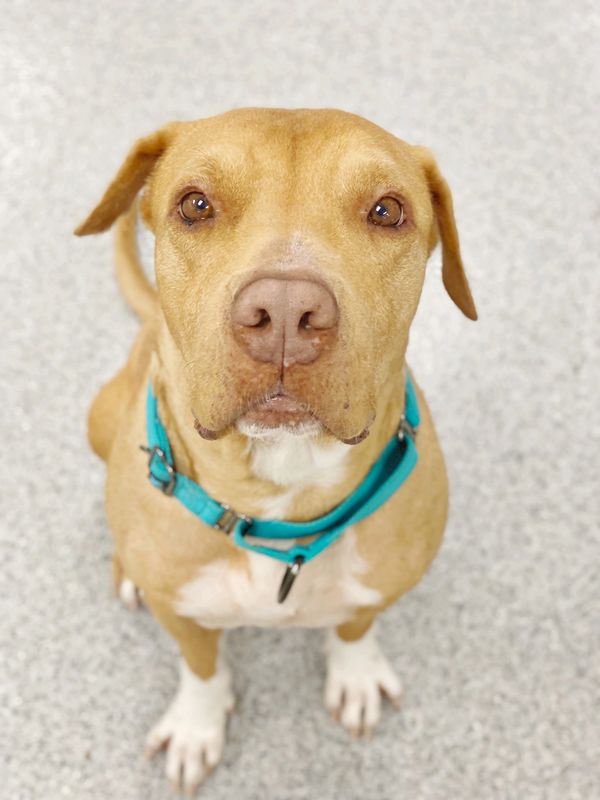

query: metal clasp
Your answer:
[214,505,251,535]
[397,415,417,442]
[140,445,176,496]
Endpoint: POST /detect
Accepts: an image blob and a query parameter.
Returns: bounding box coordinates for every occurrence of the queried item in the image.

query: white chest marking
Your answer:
[259,488,298,519]
[175,527,381,629]
[245,429,351,488]
[246,429,351,518]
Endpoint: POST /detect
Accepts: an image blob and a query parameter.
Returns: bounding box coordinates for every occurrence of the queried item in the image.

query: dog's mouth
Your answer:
[193,388,372,444]
[240,391,315,428]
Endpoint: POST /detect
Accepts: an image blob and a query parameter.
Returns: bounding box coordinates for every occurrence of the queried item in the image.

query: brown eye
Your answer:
[368,196,405,227]
[179,192,214,224]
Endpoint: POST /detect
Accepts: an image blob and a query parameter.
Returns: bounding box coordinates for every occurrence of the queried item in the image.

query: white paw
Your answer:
[146,658,234,795]
[324,625,402,737]
[118,577,143,610]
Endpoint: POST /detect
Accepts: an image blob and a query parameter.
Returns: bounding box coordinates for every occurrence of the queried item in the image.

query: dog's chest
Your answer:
[175,527,381,629]
[176,435,381,628]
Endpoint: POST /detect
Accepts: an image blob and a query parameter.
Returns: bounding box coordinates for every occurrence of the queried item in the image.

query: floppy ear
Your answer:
[74,123,179,236]
[413,146,478,320]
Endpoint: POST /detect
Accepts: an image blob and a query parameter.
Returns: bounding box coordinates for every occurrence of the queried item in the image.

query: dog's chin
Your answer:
[236,395,323,440]
[194,393,372,444]
[236,417,323,440]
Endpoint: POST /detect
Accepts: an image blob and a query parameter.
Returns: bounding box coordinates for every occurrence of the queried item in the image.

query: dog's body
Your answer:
[77,108,475,793]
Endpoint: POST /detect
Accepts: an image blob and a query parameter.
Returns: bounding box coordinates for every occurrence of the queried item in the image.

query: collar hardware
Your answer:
[140,444,176,495]
[398,415,417,442]
[277,556,305,603]
[214,505,252,535]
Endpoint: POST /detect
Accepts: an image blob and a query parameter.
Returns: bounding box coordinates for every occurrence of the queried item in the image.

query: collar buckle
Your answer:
[140,445,176,496]
[214,505,251,535]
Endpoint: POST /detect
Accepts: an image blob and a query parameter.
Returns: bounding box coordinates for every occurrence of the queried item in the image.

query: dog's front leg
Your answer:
[144,599,234,794]
[324,616,402,737]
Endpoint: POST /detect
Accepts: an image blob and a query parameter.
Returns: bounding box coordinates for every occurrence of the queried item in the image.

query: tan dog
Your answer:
[75,108,476,794]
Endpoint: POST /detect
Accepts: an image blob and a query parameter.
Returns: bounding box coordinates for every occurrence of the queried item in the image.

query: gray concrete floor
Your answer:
[2,2,599,798]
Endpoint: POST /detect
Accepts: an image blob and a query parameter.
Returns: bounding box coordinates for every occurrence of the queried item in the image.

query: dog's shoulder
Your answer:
[88,323,157,460]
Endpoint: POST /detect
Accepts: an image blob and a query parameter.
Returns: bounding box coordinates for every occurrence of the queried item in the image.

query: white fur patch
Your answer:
[175,527,381,629]
[324,623,402,735]
[259,488,299,519]
[146,656,234,793]
[237,417,323,441]
[118,577,142,610]
[246,428,350,489]
[251,431,350,517]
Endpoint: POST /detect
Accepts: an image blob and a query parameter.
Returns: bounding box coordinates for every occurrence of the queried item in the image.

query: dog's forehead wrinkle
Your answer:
[175,112,410,180]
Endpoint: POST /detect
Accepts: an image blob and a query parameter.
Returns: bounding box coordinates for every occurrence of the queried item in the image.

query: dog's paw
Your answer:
[324,625,402,737]
[145,658,234,795]
[118,577,143,610]
[112,555,143,610]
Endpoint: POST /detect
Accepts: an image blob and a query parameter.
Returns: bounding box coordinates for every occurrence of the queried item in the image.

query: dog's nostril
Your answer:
[299,311,312,331]
[253,309,271,329]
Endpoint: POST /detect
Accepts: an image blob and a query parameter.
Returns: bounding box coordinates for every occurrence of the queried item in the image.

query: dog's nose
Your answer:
[232,277,338,366]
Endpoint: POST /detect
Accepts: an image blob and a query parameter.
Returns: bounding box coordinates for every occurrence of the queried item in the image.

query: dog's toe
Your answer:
[146,714,225,795]
[167,732,221,794]
[324,625,402,736]
[147,710,227,794]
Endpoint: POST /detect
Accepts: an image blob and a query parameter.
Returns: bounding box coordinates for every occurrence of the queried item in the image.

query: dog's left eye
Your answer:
[368,196,405,227]
[179,192,215,224]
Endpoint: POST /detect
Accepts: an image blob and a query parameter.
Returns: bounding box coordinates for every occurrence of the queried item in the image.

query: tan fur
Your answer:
[77,110,475,695]
[145,596,221,680]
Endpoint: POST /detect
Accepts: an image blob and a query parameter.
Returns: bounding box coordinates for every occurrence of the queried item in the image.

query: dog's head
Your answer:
[76,109,476,444]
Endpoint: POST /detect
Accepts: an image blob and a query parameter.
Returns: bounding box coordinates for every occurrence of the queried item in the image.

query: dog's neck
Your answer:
[151,324,407,522]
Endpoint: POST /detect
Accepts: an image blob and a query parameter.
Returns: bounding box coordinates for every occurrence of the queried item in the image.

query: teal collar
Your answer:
[142,374,420,602]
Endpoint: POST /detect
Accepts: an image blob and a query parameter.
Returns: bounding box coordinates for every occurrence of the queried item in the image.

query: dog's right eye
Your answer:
[368,196,405,227]
[179,192,215,224]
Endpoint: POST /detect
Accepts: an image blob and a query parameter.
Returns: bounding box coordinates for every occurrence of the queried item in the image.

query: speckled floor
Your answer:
[2,2,599,798]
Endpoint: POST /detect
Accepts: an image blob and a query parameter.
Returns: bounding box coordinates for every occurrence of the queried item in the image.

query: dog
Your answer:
[75,108,476,794]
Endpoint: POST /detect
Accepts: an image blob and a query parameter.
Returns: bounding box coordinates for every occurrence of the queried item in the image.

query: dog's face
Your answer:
[77,109,476,443]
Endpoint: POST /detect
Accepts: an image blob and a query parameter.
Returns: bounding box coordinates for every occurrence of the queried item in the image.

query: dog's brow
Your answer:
[342,153,400,173]
[169,149,253,202]
[336,156,409,195]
